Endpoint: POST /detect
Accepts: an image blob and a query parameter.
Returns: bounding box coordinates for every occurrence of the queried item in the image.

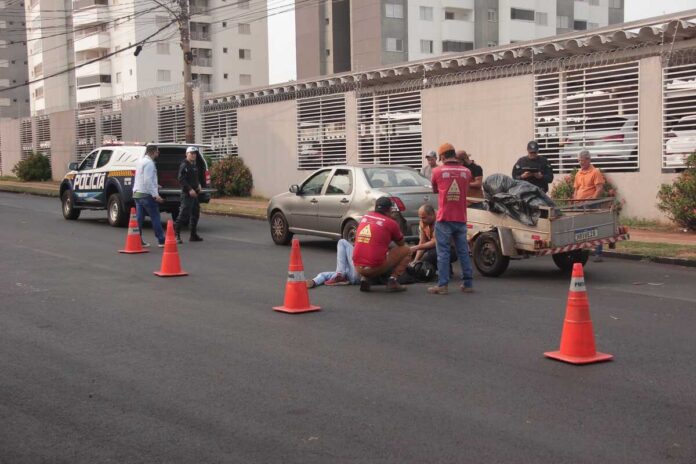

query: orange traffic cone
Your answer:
[544,263,613,365]
[273,239,321,314]
[154,220,188,277]
[119,207,149,254]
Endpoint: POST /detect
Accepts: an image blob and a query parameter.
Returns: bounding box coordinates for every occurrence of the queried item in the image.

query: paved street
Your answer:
[1,192,695,464]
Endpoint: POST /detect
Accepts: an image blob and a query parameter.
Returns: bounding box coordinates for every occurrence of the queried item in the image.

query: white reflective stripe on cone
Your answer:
[569,276,586,292]
[287,271,306,282]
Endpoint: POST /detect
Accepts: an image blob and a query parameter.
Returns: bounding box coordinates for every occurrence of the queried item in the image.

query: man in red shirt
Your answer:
[352,197,411,292]
[428,143,475,295]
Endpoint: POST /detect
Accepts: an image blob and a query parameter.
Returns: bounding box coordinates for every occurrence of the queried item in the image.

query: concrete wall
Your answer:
[238,99,306,198]
[422,74,535,176]
[351,0,384,71]
[0,118,21,176]
[49,109,76,179]
[295,1,322,79]
[122,96,158,144]
[605,56,677,220]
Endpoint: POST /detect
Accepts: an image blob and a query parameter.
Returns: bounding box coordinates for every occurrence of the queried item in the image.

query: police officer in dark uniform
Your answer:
[512,140,554,192]
[174,146,203,244]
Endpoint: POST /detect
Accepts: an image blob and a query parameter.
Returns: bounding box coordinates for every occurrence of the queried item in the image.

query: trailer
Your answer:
[466,198,630,276]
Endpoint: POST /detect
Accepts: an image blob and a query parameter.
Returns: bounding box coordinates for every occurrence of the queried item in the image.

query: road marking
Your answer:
[595,286,696,304]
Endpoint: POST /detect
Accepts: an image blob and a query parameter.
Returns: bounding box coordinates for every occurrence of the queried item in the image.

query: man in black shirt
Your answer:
[456,150,484,201]
[174,146,203,244]
[511,140,554,192]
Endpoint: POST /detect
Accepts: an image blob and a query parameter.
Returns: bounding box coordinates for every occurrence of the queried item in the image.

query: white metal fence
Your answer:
[663,60,696,170]
[297,95,347,170]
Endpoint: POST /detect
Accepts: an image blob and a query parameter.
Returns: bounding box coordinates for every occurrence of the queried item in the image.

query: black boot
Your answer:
[189,226,203,242]
[174,224,183,244]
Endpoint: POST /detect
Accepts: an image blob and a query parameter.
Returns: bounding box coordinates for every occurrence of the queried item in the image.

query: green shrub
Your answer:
[657,153,696,231]
[210,156,253,197]
[12,152,52,181]
[550,167,623,215]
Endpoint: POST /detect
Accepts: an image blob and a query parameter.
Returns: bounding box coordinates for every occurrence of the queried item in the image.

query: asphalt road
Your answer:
[1,192,695,464]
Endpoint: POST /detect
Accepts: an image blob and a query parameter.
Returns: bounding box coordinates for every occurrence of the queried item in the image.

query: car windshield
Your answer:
[364,168,431,189]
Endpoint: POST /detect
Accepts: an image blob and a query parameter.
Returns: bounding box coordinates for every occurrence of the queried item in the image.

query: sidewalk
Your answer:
[0,179,693,261]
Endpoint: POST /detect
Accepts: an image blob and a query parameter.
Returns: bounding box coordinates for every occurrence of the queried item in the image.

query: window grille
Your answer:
[36,116,51,161]
[357,90,422,167]
[296,95,347,170]
[20,118,33,160]
[157,95,186,143]
[101,111,122,144]
[201,108,238,160]
[662,60,696,170]
[76,113,97,162]
[534,61,640,173]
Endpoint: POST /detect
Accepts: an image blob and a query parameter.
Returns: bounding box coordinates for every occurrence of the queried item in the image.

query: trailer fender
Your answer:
[496,227,519,257]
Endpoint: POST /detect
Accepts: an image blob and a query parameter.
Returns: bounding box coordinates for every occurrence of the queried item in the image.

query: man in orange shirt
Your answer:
[573,150,606,262]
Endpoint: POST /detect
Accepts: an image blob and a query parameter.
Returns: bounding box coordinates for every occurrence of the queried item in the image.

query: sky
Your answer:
[267,0,696,85]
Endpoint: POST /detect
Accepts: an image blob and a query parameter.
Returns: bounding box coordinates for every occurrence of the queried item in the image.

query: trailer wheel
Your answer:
[473,232,510,277]
[552,249,590,271]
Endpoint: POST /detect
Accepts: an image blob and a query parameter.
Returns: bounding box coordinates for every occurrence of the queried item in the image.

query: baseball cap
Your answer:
[425,150,437,159]
[437,143,455,157]
[375,196,393,213]
[527,140,539,153]
[186,146,198,153]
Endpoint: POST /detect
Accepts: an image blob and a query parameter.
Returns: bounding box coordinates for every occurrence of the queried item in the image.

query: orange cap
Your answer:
[438,143,455,156]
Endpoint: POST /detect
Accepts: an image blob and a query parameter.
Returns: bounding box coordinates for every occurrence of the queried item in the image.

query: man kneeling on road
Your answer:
[352,197,411,292]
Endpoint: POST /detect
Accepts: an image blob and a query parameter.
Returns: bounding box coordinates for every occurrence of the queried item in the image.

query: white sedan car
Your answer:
[665,115,696,168]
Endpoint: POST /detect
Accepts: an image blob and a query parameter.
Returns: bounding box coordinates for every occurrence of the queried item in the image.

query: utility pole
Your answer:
[178,0,195,143]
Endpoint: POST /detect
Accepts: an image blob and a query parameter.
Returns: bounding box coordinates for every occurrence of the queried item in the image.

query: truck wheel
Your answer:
[270,211,293,245]
[552,249,590,271]
[473,232,510,277]
[342,219,358,243]
[107,193,129,227]
[61,190,80,220]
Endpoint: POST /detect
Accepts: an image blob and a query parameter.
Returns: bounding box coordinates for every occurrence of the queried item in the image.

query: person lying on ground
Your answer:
[306,239,360,288]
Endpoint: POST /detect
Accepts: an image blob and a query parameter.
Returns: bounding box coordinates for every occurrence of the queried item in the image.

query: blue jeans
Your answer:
[135,196,165,245]
[435,221,474,288]
[312,239,360,286]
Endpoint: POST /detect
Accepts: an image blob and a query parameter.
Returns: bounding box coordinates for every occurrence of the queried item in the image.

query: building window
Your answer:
[609,0,622,7]
[385,2,403,19]
[325,49,330,56]
[223,47,228,53]
[510,8,534,21]
[419,6,433,21]
[487,9,497,22]
[445,11,454,20]
[297,95,347,170]
[223,73,228,79]
[239,48,251,59]
[222,21,227,27]
[385,38,403,52]
[238,23,250,34]
[157,43,170,54]
[115,72,121,83]
[239,74,251,85]
[557,15,570,29]
[574,20,587,30]
[442,41,473,52]
[535,12,547,26]
[157,69,171,82]
[487,41,497,47]
[420,40,433,54]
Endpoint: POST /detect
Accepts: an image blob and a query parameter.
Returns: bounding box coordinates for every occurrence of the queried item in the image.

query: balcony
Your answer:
[73,5,110,27]
[75,59,111,78]
[77,84,112,103]
[190,30,211,41]
[191,57,213,67]
[441,18,475,42]
[74,32,110,53]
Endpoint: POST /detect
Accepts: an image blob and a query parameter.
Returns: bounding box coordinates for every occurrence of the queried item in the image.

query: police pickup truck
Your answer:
[60,143,215,227]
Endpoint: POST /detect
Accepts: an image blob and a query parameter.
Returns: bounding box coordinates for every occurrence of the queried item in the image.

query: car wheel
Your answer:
[473,232,510,277]
[61,190,80,220]
[552,249,590,272]
[342,219,358,244]
[107,193,129,227]
[270,211,293,245]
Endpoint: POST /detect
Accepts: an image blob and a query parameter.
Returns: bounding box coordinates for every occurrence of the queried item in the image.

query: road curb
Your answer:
[0,185,59,198]
[603,251,696,268]
[200,207,265,221]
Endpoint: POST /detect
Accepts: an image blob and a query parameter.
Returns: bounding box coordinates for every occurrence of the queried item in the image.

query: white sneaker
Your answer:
[141,241,151,248]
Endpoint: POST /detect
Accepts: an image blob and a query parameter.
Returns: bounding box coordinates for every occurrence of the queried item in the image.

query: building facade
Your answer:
[297,0,625,79]
[24,0,269,115]
[0,0,31,118]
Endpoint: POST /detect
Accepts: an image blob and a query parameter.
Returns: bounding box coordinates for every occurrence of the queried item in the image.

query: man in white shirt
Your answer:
[133,145,165,247]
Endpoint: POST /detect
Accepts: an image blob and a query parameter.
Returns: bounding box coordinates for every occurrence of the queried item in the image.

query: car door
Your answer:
[286,169,331,232]
[314,168,354,235]
[72,150,100,206]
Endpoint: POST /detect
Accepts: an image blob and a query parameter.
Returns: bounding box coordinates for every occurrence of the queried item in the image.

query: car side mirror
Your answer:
[68,162,79,171]
[289,184,300,194]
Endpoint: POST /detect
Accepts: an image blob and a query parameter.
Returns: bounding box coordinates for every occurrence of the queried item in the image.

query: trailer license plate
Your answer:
[574,228,598,242]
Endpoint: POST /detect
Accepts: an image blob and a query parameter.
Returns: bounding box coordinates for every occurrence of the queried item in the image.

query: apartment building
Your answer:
[296,0,625,78]
[0,0,31,118]
[25,0,269,114]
